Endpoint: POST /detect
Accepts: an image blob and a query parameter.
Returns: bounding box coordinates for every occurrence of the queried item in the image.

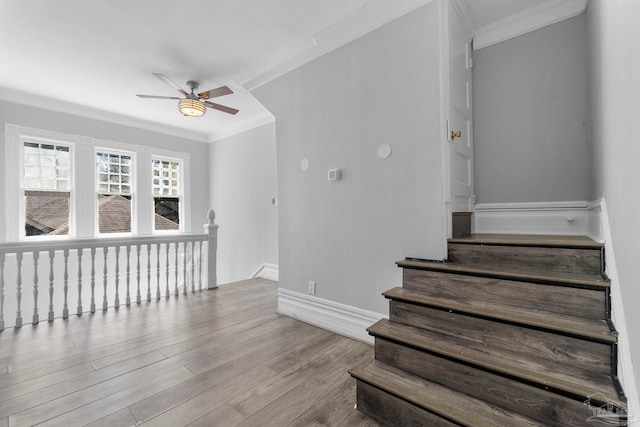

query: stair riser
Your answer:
[403,268,607,321]
[375,338,616,426]
[389,300,612,374]
[356,380,460,427]
[448,243,603,275]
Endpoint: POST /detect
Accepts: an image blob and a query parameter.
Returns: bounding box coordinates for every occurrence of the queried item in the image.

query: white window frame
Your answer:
[95,148,136,236]
[20,138,75,240]
[151,155,184,233]
[3,123,192,242]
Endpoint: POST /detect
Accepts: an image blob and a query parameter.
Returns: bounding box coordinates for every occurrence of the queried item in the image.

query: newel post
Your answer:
[204,209,218,289]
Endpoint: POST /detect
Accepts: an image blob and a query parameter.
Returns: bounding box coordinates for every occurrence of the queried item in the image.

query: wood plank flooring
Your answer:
[0,279,379,426]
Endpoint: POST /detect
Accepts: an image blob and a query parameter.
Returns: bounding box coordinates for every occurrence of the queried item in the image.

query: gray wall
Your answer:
[252,2,445,315]
[473,15,589,204]
[209,122,278,284]
[0,100,211,235]
[587,0,640,404]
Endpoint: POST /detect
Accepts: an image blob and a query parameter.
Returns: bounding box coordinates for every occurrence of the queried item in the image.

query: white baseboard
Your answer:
[473,201,593,236]
[599,199,639,417]
[586,199,604,242]
[277,288,385,344]
[250,263,279,282]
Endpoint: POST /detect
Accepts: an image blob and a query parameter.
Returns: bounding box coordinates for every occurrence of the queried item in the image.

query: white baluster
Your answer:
[90,248,96,313]
[125,245,131,306]
[182,241,187,295]
[0,253,5,331]
[48,251,55,321]
[62,249,69,319]
[102,247,109,310]
[146,244,151,302]
[136,244,141,304]
[190,241,195,293]
[76,248,83,316]
[198,241,203,291]
[14,252,23,327]
[174,242,179,296]
[156,244,161,300]
[165,243,170,298]
[114,246,120,308]
[32,251,40,324]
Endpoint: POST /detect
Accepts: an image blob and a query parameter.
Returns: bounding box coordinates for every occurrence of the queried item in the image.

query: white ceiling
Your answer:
[0,0,558,142]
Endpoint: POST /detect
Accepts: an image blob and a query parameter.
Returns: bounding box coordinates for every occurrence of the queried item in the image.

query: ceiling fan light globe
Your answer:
[178,98,206,117]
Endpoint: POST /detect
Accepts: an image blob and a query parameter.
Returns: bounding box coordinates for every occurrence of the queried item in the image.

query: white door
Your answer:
[443,0,474,235]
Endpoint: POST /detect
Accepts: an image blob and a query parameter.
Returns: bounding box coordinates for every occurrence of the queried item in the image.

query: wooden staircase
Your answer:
[349,233,628,426]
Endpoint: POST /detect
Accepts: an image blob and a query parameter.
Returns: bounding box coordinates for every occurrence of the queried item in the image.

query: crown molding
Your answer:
[473,0,588,50]
[238,0,434,91]
[208,113,274,142]
[0,86,211,143]
[450,0,476,36]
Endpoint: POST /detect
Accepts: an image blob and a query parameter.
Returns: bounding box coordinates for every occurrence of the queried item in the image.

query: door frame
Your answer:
[439,0,475,242]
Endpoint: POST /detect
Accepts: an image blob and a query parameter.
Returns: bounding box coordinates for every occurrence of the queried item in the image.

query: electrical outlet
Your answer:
[308,280,316,295]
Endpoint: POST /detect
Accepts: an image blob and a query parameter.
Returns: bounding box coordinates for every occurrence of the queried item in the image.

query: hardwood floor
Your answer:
[0,279,379,426]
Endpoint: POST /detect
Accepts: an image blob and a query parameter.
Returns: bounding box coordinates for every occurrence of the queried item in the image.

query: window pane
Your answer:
[152,159,181,231]
[98,194,131,233]
[57,180,69,191]
[23,141,72,191]
[25,190,70,236]
[152,159,180,196]
[154,198,179,230]
[96,151,132,195]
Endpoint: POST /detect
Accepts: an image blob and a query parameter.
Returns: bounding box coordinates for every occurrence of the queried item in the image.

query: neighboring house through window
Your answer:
[3,123,191,242]
[23,141,72,237]
[96,150,134,234]
[152,158,181,231]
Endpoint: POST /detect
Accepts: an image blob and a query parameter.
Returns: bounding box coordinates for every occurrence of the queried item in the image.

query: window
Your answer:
[152,158,181,231]
[97,151,133,234]
[5,124,191,241]
[23,141,72,237]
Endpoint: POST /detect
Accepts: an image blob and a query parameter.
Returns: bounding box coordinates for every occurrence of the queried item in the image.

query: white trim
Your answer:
[277,288,385,344]
[439,0,453,243]
[238,0,434,91]
[586,199,604,242]
[474,201,589,210]
[208,114,275,143]
[450,0,476,36]
[600,198,640,419]
[0,87,210,143]
[6,123,191,160]
[3,123,194,242]
[473,201,592,235]
[249,263,279,282]
[473,0,588,51]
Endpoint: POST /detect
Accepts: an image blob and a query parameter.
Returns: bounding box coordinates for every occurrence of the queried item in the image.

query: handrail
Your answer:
[0,209,218,330]
[0,233,206,254]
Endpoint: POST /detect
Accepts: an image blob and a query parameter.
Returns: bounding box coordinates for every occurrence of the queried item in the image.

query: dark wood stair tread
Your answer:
[448,234,604,249]
[349,358,546,427]
[388,299,611,375]
[384,286,616,343]
[367,319,626,408]
[397,259,609,289]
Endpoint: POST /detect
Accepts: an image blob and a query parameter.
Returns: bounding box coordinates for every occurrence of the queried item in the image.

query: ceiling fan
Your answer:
[136,73,238,117]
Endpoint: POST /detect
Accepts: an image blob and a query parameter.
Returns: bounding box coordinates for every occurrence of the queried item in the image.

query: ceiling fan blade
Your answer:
[152,73,188,96]
[204,101,239,115]
[198,85,233,100]
[136,94,181,99]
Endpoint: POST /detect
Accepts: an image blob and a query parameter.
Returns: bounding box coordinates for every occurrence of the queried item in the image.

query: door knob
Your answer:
[451,130,462,139]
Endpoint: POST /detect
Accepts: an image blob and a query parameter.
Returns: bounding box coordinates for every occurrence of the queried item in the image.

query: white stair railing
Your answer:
[0,209,217,330]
